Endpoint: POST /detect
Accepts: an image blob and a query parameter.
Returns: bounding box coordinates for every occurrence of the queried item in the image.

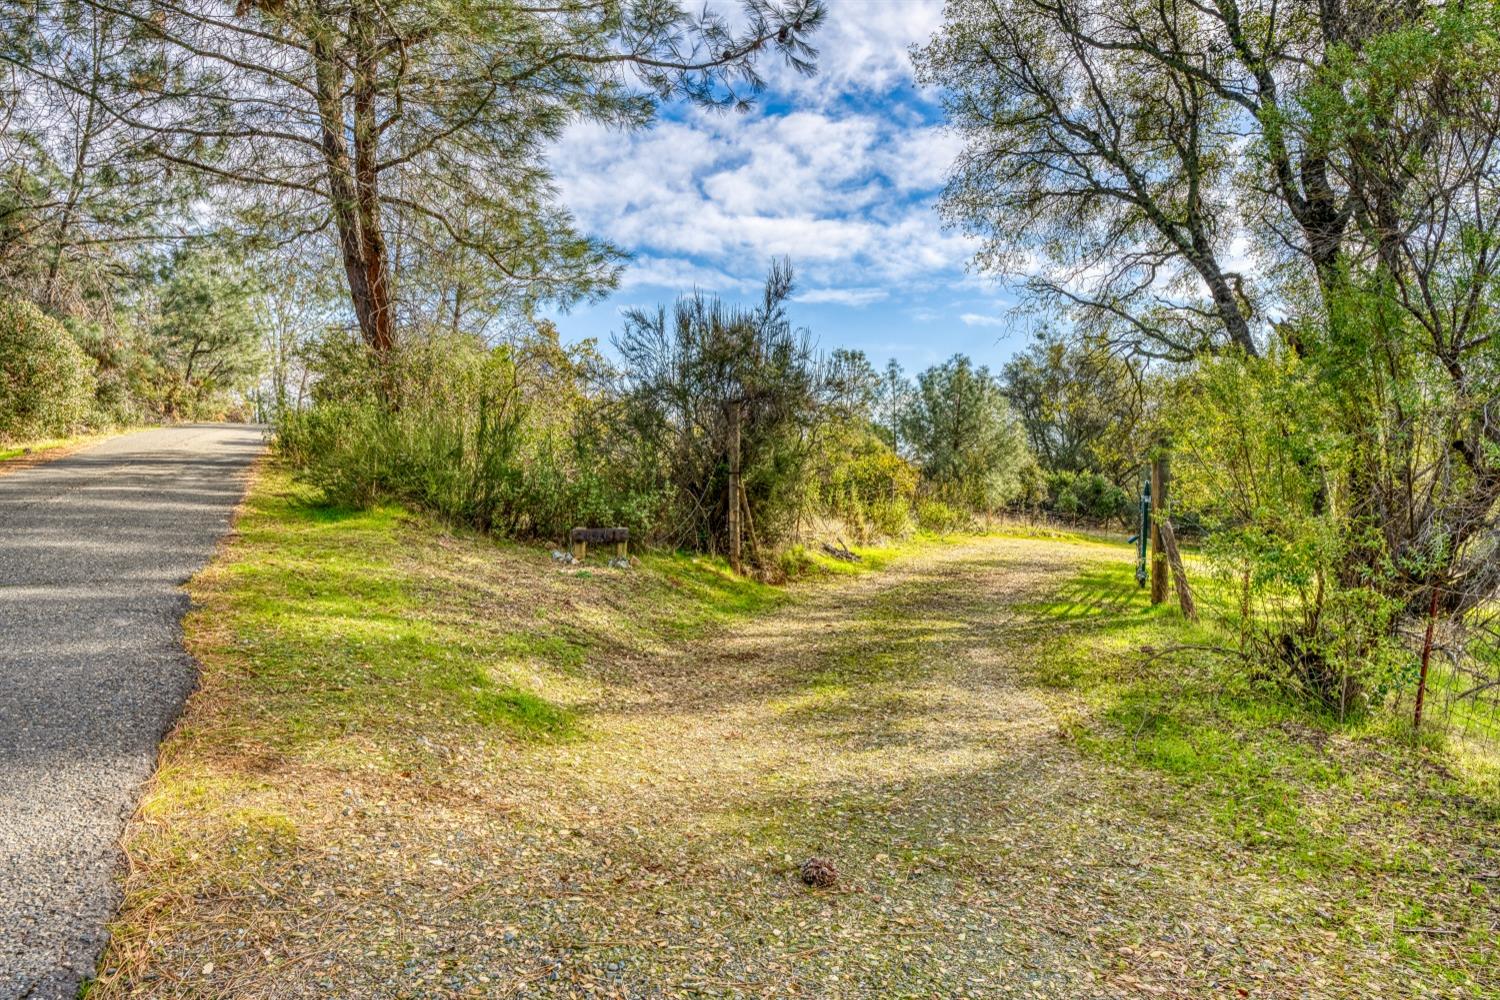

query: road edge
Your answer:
[79,449,273,995]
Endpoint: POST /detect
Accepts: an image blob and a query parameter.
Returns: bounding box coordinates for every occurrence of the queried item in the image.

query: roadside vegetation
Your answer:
[0,429,122,474]
[275,263,1043,567]
[90,471,1495,998]
[3,0,1500,995]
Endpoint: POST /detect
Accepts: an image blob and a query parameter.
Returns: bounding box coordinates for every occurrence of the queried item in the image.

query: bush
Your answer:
[67,320,158,425]
[1171,349,1407,719]
[811,422,919,542]
[614,262,837,559]
[0,298,96,440]
[867,496,916,540]
[279,331,663,541]
[916,499,969,534]
[1045,470,1129,522]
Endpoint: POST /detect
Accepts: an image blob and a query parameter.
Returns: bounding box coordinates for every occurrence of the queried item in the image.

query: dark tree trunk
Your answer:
[312,7,395,357]
[350,4,394,355]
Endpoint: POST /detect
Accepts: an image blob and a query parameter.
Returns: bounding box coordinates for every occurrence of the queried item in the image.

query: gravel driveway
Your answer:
[0,425,264,999]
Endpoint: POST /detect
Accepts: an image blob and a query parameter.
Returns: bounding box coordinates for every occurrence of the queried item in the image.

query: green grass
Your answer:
[98,468,1037,998]
[633,549,790,636]
[209,489,580,746]
[0,428,118,464]
[94,485,1498,997]
[195,478,818,749]
[199,476,970,758]
[1024,556,1499,989]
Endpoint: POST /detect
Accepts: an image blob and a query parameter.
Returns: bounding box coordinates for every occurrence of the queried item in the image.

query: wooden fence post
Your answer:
[728,399,742,574]
[1158,518,1198,621]
[1150,455,1170,606]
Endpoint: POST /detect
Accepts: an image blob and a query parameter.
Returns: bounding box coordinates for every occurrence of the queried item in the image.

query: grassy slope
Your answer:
[90,469,1498,998]
[1024,558,1499,993]
[93,470,849,990]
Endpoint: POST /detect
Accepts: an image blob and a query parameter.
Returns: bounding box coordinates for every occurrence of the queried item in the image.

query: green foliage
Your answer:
[1172,350,1344,546]
[282,291,1044,559]
[1171,349,1407,715]
[151,247,266,418]
[1002,334,1149,485]
[915,499,970,535]
[615,261,835,558]
[1043,469,1129,522]
[901,354,1029,511]
[280,330,661,540]
[865,496,916,541]
[809,420,918,542]
[65,320,160,426]
[0,297,96,440]
[916,0,1500,721]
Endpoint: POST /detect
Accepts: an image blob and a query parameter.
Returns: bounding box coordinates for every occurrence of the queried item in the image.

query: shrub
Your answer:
[1045,470,1129,522]
[811,422,919,542]
[67,320,161,425]
[867,496,915,540]
[1172,349,1406,718]
[279,330,663,541]
[614,262,835,558]
[916,499,969,534]
[0,298,96,440]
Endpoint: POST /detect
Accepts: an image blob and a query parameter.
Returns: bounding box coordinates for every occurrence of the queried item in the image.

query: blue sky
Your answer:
[543,0,1032,375]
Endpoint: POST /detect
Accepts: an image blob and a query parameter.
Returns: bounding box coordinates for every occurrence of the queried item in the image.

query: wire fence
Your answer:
[1392,586,1500,746]
[1409,633,1500,745]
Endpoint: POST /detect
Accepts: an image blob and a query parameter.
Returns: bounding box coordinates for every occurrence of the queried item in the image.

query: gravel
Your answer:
[0,424,264,999]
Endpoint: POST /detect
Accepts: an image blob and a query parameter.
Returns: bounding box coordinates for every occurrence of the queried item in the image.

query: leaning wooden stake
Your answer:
[1158,518,1198,622]
[739,479,762,568]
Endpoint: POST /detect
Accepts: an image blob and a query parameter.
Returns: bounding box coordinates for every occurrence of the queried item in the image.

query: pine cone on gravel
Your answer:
[799,856,838,888]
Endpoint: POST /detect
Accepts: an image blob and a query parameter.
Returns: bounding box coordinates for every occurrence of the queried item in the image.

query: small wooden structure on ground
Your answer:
[569,527,628,561]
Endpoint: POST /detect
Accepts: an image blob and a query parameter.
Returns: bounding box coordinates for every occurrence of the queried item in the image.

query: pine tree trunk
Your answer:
[312,9,395,358]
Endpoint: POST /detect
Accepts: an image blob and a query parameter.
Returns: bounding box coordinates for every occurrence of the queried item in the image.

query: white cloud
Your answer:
[550,106,973,297]
[875,125,964,192]
[960,312,1006,327]
[773,0,947,103]
[617,256,758,294]
[546,1,968,303]
[795,287,890,306]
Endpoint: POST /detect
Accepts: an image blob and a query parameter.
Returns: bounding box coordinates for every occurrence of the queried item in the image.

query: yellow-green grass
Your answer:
[88,468,1498,998]
[1023,557,1499,992]
[91,470,1030,995]
[0,428,123,470]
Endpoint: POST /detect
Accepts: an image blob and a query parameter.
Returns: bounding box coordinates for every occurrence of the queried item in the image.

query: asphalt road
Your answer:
[0,425,265,999]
